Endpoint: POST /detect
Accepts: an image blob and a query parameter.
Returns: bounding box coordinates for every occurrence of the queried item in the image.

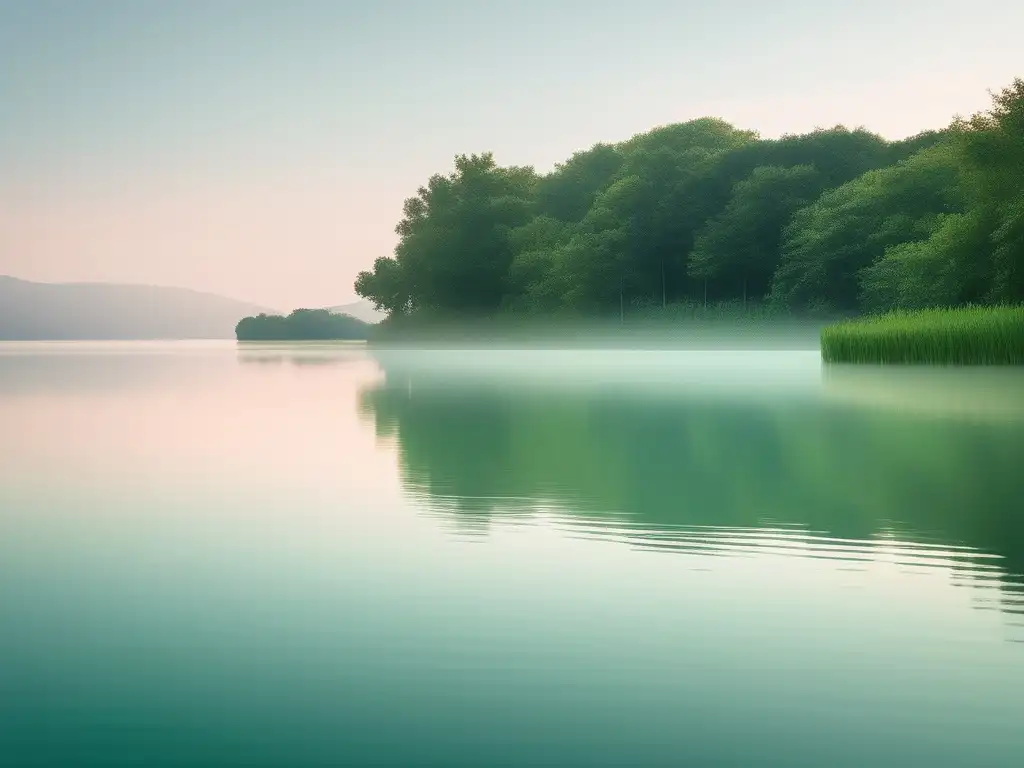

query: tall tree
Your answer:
[770,142,966,312]
[953,78,1024,302]
[355,153,536,314]
[534,143,624,223]
[354,79,1022,320]
[689,164,826,303]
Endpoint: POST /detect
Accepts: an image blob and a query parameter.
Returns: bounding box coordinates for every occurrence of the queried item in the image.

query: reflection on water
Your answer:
[822,364,1024,424]
[362,350,1024,639]
[1,342,1023,766]
[236,341,366,367]
[368,348,824,398]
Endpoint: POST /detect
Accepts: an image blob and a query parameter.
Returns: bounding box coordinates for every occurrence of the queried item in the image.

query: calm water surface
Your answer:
[1,341,1022,767]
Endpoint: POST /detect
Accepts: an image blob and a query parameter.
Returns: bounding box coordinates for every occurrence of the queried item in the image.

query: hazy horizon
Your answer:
[0,273,372,311]
[2,0,1021,309]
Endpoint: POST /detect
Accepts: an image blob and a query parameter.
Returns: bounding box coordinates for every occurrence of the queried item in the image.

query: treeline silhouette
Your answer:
[355,79,1023,322]
[235,309,369,341]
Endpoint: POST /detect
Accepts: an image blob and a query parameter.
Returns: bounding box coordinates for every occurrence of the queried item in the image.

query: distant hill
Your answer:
[327,299,385,324]
[0,276,276,340]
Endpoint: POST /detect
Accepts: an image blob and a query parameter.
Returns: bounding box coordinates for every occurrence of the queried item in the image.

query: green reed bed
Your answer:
[821,305,1024,365]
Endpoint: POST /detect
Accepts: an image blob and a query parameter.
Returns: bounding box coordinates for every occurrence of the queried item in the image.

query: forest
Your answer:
[355,79,1023,323]
[235,309,369,341]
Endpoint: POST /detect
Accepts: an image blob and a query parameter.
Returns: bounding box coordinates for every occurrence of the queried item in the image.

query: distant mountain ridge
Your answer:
[0,276,276,340]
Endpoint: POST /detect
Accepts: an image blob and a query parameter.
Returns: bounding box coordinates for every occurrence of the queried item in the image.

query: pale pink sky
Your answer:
[1,1,1020,309]
[0,170,406,310]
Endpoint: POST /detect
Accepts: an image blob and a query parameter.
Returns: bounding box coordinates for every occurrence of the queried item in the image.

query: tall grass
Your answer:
[821,305,1024,365]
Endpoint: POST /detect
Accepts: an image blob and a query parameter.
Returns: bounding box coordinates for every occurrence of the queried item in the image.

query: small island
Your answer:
[235,309,370,341]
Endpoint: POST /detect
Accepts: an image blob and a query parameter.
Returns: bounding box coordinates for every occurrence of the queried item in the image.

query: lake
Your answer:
[1,341,1022,767]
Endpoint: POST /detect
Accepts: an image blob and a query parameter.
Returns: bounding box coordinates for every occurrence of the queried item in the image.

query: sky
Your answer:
[0,0,1021,311]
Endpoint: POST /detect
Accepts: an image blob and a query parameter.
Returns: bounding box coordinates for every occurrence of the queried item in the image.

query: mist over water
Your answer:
[1,342,1022,767]
[368,317,831,350]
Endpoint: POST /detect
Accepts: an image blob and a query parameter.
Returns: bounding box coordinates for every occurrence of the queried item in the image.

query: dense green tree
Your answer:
[858,208,994,311]
[758,127,892,186]
[953,78,1024,302]
[356,153,536,314]
[618,118,756,156]
[689,164,826,303]
[687,127,893,213]
[235,309,369,341]
[503,216,572,312]
[355,79,1022,321]
[854,82,1023,310]
[354,257,410,316]
[887,129,948,164]
[534,143,624,223]
[770,142,966,312]
[571,119,759,307]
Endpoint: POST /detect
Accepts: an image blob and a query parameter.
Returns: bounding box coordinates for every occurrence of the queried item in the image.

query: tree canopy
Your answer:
[355,79,1024,321]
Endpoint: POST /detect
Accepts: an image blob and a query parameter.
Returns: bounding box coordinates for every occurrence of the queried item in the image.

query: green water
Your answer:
[1,342,1022,767]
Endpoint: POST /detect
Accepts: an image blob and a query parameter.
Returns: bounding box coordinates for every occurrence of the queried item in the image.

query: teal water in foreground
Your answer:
[1,342,1022,767]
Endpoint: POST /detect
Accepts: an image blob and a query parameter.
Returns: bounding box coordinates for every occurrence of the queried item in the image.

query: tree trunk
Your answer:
[620,276,624,324]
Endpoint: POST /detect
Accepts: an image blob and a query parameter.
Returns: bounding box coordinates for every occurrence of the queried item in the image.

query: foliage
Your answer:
[858,209,993,312]
[355,153,536,315]
[820,305,1024,365]
[689,164,826,302]
[953,78,1024,303]
[235,309,369,341]
[354,79,1023,326]
[770,142,967,312]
